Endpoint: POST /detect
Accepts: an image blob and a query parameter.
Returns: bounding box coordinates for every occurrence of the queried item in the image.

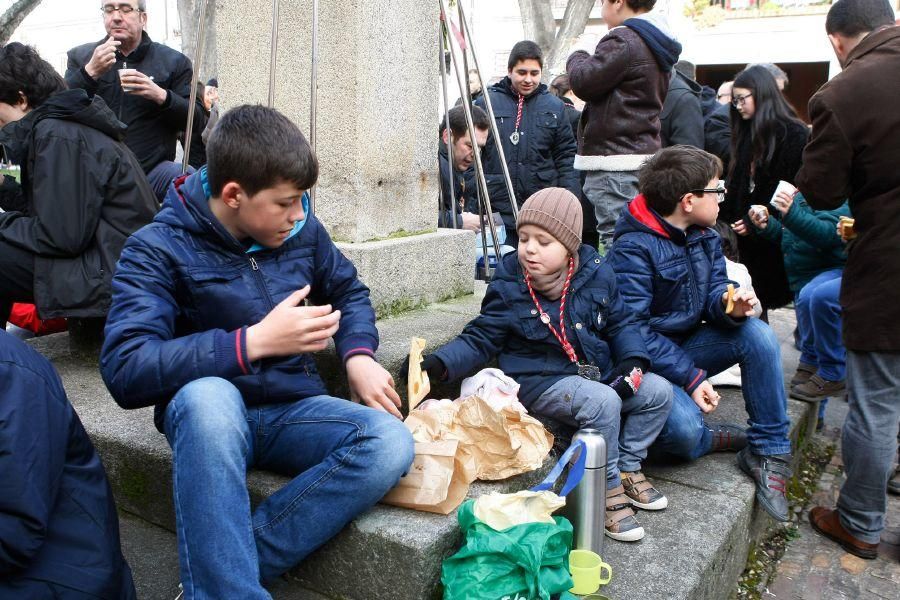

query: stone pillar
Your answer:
[215,0,474,315]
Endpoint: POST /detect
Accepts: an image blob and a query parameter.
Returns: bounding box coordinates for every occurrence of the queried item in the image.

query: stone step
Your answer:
[33,300,815,600]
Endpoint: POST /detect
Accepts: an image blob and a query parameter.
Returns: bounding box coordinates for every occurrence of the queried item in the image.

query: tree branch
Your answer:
[546,0,595,74]
[518,0,556,52]
[0,0,43,46]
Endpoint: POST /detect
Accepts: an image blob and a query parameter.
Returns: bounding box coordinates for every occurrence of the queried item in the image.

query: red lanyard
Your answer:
[513,94,525,135]
[524,257,578,363]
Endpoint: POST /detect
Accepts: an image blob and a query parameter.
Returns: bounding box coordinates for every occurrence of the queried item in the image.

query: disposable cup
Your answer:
[119,68,137,92]
[569,549,613,595]
[770,180,797,205]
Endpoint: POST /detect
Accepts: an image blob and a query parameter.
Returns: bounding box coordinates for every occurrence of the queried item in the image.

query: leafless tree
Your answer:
[0,0,42,45]
[177,0,217,83]
[518,0,597,76]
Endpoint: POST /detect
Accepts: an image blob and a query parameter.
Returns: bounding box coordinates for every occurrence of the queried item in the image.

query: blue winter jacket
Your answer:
[607,196,742,391]
[471,78,580,232]
[100,170,378,430]
[433,245,649,406]
[0,332,135,599]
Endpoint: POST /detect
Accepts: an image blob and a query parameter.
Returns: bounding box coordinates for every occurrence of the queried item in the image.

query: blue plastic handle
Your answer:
[530,439,586,497]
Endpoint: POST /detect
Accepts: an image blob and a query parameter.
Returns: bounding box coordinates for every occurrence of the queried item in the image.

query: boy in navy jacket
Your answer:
[416,188,672,542]
[100,105,414,598]
[607,145,793,522]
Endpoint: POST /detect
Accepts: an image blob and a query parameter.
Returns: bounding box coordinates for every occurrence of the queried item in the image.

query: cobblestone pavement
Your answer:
[764,399,900,599]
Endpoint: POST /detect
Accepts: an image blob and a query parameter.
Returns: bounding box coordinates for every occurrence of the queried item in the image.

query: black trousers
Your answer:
[0,240,36,325]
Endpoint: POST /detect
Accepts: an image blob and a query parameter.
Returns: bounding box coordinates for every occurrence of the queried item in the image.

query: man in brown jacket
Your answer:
[795,0,900,560]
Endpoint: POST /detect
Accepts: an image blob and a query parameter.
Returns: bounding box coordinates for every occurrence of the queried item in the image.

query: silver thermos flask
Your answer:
[562,428,607,555]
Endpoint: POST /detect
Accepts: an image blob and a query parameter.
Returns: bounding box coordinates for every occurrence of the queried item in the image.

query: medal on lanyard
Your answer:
[510,93,524,146]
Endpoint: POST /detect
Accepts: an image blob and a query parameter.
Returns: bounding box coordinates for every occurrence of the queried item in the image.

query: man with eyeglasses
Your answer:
[65,1,205,202]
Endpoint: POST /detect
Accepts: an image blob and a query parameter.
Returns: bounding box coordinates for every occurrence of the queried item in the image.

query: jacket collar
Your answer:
[493,76,548,100]
[115,30,153,63]
[618,194,714,246]
[845,25,900,68]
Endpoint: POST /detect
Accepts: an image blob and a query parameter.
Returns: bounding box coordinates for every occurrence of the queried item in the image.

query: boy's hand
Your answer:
[771,190,795,216]
[731,219,751,236]
[723,287,758,318]
[690,381,720,414]
[747,205,769,228]
[346,355,403,419]
[245,286,341,361]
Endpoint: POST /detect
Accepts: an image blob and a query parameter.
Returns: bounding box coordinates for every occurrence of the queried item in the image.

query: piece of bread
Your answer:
[407,337,430,411]
[838,216,856,240]
[725,284,735,314]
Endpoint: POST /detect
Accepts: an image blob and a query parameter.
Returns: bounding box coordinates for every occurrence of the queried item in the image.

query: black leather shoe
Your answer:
[737,448,792,522]
[709,423,748,452]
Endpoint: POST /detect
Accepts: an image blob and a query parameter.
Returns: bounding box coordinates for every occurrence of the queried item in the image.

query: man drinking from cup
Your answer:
[65,1,206,201]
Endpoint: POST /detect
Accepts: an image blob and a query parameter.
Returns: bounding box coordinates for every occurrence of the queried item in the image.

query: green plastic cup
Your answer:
[569,549,612,595]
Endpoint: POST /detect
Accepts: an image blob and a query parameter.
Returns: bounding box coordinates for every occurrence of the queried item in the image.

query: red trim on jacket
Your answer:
[629,194,670,238]
[235,328,248,375]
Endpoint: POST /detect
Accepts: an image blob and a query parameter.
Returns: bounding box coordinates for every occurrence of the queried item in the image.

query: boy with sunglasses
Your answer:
[607,146,794,523]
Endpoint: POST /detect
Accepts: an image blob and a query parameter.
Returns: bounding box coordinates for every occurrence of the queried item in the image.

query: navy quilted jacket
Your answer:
[607,196,742,390]
[100,170,377,430]
[433,245,648,406]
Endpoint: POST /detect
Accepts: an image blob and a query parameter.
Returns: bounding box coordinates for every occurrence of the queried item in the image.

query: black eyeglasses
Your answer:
[101,4,141,15]
[689,182,727,204]
[731,93,753,108]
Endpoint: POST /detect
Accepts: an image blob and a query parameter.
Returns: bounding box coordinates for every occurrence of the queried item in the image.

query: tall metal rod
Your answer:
[439,0,501,266]
[438,18,458,230]
[456,0,519,223]
[268,0,281,108]
[181,0,209,174]
[309,0,319,212]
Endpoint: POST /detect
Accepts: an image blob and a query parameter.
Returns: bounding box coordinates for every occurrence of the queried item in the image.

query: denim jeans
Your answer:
[163,377,415,600]
[837,350,900,544]
[651,319,792,459]
[582,170,639,250]
[531,373,672,488]
[147,160,195,203]
[796,269,845,381]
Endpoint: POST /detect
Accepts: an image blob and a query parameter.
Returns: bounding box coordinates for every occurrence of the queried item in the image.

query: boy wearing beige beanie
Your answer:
[418,187,673,541]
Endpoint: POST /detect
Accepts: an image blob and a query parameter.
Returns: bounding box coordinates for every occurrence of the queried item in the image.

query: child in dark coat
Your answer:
[416,187,673,542]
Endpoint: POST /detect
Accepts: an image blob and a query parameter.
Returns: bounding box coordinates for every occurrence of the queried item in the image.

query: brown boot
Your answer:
[621,471,668,510]
[809,507,878,559]
[791,374,846,402]
[790,362,816,387]
[605,484,644,542]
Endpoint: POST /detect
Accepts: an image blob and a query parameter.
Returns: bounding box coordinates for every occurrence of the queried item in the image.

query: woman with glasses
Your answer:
[722,65,808,320]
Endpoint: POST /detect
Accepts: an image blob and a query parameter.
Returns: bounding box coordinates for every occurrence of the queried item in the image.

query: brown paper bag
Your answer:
[407,337,430,410]
[381,439,477,514]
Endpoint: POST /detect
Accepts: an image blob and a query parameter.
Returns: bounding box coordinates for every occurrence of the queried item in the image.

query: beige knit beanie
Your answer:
[516,187,583,259]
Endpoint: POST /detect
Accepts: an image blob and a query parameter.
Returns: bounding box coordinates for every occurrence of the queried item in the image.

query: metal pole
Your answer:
[439,0,501,264]
[438,18,458,230]
[309,0,319,213]
[268,0,281,108]
[181,0,209,174]
[456,0,519,223]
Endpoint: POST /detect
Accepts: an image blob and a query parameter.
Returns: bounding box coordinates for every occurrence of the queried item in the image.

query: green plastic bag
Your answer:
[441,499,574,600]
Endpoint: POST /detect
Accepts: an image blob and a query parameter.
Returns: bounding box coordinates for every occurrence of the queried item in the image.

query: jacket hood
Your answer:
[614,194,717,246]
[492,76,549,100]
[0,90,126,161]
[671,71,702,97]
[156,168,310,254]
[623,13,682,72]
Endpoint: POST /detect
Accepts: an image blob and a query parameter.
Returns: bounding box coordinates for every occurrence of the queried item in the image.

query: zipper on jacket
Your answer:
[247,256,275,310]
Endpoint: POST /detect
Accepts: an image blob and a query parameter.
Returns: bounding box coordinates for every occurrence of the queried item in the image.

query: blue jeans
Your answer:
[796,269,845,381]
[163,377,415,600]
[531,373,672,488]
[651,319,792,459]
[147,160,194,203]
[838,351,900,543]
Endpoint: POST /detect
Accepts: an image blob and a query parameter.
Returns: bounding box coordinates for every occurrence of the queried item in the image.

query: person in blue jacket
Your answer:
[472,41,580,244]
[607,145,794,522]
[99,105,414,599]
[411,187,673,543]
[0,331,136,599]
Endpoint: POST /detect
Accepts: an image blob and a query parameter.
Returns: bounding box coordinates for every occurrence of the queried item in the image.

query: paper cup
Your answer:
[119,68,137,92]
[770,180,797,205]
[569,549,613,595]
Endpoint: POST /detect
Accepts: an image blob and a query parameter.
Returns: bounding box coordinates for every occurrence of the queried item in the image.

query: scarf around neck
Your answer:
[519,254,571,301]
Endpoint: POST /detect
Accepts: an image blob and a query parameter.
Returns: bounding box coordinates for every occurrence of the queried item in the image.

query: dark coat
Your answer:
[723,118,809,309]
[66,32,205,172]
[660,70,704,148]
[0,332,135,599]
[752,194,850,293]
[560,96,581,137]
[433,245,649,406]
[471,78,580,232]
[438,144,476,228]
[704,102,732,171]
[607,195,742,390]
[796,26,900,352]
[0,90,158,319]
[566,20,678,162]
[100,170,378,430]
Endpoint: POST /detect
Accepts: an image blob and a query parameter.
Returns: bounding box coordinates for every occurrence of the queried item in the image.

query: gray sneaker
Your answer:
[738,448,792,522]
[605,484,645,542]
